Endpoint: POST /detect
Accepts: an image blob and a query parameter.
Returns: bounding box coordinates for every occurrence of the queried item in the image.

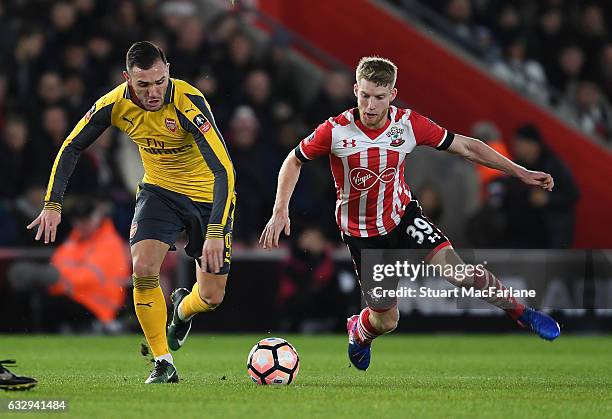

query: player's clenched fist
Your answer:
[27,209,62,244]
[517,168,554,191]
[259,211,290,249]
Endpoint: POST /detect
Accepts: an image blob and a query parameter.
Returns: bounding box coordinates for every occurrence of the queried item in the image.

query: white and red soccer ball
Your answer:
[247,337,299,385]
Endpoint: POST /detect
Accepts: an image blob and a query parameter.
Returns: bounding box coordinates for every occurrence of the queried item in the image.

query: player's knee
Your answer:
[132,256,160,278]
[198,288,225,308]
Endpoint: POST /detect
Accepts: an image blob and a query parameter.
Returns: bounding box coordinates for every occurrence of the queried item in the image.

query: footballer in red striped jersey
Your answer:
[296,105,452,237]
[261,56,561,371]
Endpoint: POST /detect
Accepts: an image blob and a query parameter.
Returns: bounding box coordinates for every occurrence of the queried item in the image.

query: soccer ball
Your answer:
[247,337,299,385]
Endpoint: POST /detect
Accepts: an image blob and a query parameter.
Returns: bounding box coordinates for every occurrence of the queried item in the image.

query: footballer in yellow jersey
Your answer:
[28,41,235,383]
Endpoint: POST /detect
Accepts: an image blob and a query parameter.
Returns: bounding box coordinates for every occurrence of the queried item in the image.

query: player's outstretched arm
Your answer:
[260,153,303,249]
[30,93,114,244]
[446,134,554,191]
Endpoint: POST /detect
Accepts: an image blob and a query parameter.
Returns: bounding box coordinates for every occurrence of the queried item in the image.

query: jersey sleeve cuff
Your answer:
[436,131,455,151]
[44,201,62,214]
[205,223,224,239]
[294,144,310,163]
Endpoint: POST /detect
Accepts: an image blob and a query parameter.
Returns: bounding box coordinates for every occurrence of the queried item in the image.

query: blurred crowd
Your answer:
[0,0,586,332]
[0,0,354,248]
[0,0,581,252]
[391,0,612,144]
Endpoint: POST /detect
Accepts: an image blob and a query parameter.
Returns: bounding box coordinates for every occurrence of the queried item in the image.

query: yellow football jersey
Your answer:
[44,79,235,238]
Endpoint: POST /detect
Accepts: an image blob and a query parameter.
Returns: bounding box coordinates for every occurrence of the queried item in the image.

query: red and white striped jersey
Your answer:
[295,106,454,237]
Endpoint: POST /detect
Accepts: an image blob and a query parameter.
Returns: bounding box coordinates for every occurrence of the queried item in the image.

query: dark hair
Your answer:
[515,123,543,144]
[64,196,97,220]
[126,41,167,71]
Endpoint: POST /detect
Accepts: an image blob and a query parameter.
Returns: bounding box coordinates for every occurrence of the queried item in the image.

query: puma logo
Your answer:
[136,302,154,307]
[122,116,135,127]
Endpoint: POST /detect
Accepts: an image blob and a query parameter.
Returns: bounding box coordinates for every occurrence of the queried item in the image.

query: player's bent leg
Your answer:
[347,306,398,371]
[131,239,178,383]
[168,267,228,351]
[194,267,228,307]
[428,246,560,341]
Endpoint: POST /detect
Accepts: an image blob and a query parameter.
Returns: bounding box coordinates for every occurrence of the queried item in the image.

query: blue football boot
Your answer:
[517,307,561,341]
[347,315,371,370]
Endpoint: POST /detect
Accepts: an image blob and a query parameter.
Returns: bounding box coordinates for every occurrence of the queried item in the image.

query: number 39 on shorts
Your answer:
[406,217,435,245]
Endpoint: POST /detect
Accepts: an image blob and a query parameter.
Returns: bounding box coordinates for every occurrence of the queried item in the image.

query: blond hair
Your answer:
[356,56,397,88]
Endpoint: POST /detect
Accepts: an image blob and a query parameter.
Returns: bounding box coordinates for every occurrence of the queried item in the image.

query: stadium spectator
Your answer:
[61,44,89,75]
[170,17,211,81]
[6,197,130,332]
[9,28,46,104]
[109,0,145,54]
[529,7,571,82]
[83,127,135,237]
[240,69,281,141]
[73,0,101,40]
[465,123,511,248]
[492,3,523,47]
[262,32,304,112]
[470,121,512,202]
[599,43,612,102]
[160,0,199,34]
[194,67,228,125]
[4,180,49,246]
[214,32,258,102]
[414,182,443,225]
[306,70,353,126]
[227,106,271,245]
[63,70,90,124]
[503,124,579,248]
[0,72,7,131]
[392,0,611,145]
[208,11,240,48]
[443,0,495,59]
[48,2,80,49]
[577,4,608,71]
[550,44,585,98]
[86,35,114,92]
[0,115,36,200]
[565,78,612,143]
[35,72,65,112]
[493,36,549,104]
[277,225,345,332]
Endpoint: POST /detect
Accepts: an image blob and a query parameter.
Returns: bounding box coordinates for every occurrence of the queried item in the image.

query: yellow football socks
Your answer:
[133,275,169,358]
[178,282,216,321]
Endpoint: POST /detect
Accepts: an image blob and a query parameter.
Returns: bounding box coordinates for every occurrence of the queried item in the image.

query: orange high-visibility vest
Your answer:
[477,139,511,198]
[48,218,130,323]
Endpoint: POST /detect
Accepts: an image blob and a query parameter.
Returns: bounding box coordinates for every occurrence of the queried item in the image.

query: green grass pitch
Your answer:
[0,335,611,418]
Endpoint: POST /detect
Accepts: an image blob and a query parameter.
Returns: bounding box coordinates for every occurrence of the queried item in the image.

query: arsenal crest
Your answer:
[165,117,177,132]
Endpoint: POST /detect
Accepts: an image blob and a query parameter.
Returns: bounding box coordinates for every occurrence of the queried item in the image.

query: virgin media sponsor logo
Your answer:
[349,167,396,191]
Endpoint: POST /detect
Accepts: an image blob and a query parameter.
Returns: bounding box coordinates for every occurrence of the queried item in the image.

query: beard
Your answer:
[359,106,389,128]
